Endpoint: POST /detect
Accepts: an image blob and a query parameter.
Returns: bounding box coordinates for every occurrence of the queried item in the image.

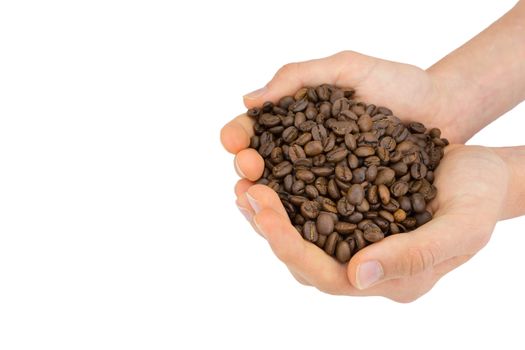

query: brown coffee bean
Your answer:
[344,133,357,150]
[411,193,426,213]
[335,241,352,263]
[272,161,293,178]
[288,144,306,163]
[296,169,316,183]
[305,184,319,199]
[337,197,355,216]
[303,221,319,242]
[354,146,375,157]
[334,221,357,235]
[311,166,334,177]
[316,212,335,235]
[374,168,395,185]
[335,164,353,182]
[282,126,299,143]
[415,210,432,226]
[378,184,391,205]
[301,200,320,219]
[393,209,407,222]
[390,181,409,197]
[351,167,366,184]
[347,184,365,205]
[304,140,323,156]
[368,185,379,204]
[379,136,396,151]
[357,114,373,132]
[324,232,340,256]
[410,162,428,180]
[326,147,348,162]
[364,226,384,243]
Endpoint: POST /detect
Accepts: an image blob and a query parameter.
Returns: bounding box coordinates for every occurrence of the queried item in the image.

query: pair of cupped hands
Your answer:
[220,51,508,302]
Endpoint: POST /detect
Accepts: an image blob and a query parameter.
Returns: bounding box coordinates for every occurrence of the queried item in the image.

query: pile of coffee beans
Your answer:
[247,85,446,263]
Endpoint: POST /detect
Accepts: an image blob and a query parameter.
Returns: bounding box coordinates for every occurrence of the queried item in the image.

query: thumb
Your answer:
[242,51,376,108]
[347,214,478,290]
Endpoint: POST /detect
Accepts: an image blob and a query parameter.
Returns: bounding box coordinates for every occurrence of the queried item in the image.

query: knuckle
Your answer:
[335,50,356,59]
[275,62,299,79]
[405,242,440,276]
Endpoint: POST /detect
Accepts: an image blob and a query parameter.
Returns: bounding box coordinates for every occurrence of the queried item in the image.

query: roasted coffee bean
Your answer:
[311,124,328,142]
[347,184,365,205]
[415,210,432,226]
[393,209,407,222]
[326,147,349,163]
[311,166,334,177]
[354,146,375,157]
[335,241,352,263]
[317,212,335,235]
[296,169,316,183]
[410,162,428,180]
[301,200,320,219]
[374,168,396,185]
[364,226,384,243]
[379,136,396,151]
[272,161,292,178]
[335,221,357,235]
[337,197,355,216]
[247,84,444,262]
[390,180,409,197]
[335,164,353,182]
[411,193,426,213]
[282,126,299,143]
[324,232,340,256]
[344,133,357,150]
[378,184,391,205]
[303,221,319,242]
[351,167,366,184]
[368,185,379,204]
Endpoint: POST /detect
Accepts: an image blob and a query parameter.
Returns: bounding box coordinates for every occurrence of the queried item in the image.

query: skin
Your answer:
[220,1,525,302]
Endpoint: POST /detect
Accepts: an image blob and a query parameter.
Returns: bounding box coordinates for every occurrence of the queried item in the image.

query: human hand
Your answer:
[220,51,507,301]
[232,145,507,302]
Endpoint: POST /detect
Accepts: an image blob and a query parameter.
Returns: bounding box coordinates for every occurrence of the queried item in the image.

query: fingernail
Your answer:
[246,192,261,213]
[237,204,252,222]
[244,86,267,100]
[252,215,267,239]
[356,261,384,290]
[234,156,246,178]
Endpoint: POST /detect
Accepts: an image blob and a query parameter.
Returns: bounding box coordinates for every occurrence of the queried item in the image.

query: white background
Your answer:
[1,0,524,349]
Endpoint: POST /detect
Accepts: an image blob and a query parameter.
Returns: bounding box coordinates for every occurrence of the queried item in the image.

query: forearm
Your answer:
[493,146,525,220]
[428,0,525,143]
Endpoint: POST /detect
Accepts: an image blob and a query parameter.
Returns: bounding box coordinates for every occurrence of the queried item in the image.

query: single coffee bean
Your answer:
[364,226,384,243]
[335,240,352,263]
[411,193,426,213]
[296,169,316,183]
[335,164,353,182]
[347,184,365,205]
[415,210,432,226]
[334,221,357,235]
[393,209,407,222]
[357,114,373,132]
[324,232,340,256]
[272,161,293,178]
[390,180,409,197]
[344,133,357,150]
[317,212,335,235]
[288,144,306,163]
[378,184,391,205]
[301,200,320,219]
[311,166,334,177]
[374,168,396,185]
[351,167,366,184]
[305,184,319,199]
[303,221,319,242]
[354,146,375,157]
[410,162,428,180]
[379,210,395,223]
[326,147,349,163]
[337,197,355,216]
[304,140,324,156]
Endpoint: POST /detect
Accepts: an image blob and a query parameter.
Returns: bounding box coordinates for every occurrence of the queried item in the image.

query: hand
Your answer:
[220,51,508,301]
[233,145,508,302]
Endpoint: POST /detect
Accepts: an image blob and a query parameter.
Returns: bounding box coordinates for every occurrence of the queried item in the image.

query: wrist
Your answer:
[426,67,485,144]
[491,146,525,220]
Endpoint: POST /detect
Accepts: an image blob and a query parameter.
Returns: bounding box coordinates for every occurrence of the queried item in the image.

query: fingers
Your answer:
[347,214,466,290]
[234,149,264,181]
[243,51,376,108]
[234,178,253,198]
[245,185,357,295]
[220,113,254,154]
